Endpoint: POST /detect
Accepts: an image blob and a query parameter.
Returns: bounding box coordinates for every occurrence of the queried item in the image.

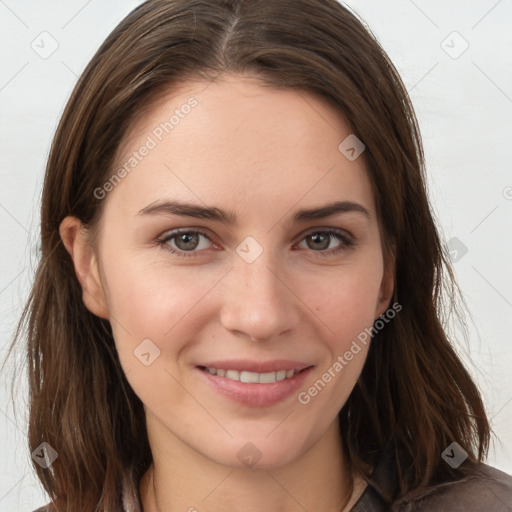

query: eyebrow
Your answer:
[137,199,371,224]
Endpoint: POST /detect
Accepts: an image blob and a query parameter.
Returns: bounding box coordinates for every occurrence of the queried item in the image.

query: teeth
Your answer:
[276,370,286,381]
[240,371,259,383]
[259,371,277,383]
[225,369,239,380]
[204,367,297,383]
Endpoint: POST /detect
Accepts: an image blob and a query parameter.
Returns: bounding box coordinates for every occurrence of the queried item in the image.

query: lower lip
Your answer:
[197,367,313,407]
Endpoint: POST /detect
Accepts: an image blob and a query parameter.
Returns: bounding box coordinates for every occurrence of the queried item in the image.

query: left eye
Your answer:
[297,231,350,252]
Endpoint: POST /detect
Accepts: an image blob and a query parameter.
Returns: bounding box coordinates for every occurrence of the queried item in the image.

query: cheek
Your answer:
[294,268,378,416]
[100,255,227,413]
[300,260,384,345]
[100,252,224,368]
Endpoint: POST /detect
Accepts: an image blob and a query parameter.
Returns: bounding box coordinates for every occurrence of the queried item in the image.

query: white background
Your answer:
[1,0,511,509]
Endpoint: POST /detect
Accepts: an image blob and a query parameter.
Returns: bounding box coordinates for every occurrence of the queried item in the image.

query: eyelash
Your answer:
[156,228,354,259]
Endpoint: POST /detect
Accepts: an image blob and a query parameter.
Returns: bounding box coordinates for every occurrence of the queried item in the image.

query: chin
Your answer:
[200,433,314,471]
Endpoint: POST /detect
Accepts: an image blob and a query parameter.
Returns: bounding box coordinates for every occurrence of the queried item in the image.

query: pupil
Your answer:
[177,233,198,250]
[310,233,329,250]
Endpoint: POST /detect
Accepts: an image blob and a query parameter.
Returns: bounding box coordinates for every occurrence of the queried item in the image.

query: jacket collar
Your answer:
[351,441,399,511]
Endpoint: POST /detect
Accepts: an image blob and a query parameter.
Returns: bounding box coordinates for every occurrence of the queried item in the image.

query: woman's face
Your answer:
[74,74,394,469]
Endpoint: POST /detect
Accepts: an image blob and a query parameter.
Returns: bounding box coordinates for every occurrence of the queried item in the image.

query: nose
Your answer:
[219,250,301,342]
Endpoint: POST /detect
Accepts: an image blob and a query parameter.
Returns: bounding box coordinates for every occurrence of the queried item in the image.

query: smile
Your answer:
[202,367,297,383]
[197,363,313,407]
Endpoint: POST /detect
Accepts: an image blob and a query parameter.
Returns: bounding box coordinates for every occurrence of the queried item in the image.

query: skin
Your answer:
[60,74,394,511]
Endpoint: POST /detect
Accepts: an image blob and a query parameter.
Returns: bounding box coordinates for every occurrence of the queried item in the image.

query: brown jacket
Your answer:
[34,444,512,511]
[350,442,512,511]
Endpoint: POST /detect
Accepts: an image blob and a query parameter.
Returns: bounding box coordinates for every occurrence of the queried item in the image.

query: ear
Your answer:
[59,216,109,319]
[375,250,396,319]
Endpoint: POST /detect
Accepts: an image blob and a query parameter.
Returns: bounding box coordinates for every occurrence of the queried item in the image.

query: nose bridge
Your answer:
[219,243,300,341]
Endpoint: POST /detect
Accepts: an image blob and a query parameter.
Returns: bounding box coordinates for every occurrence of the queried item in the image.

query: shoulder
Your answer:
[392,462,512,512]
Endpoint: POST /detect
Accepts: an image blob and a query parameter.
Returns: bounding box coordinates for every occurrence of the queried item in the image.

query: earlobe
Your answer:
[59,216,109,320]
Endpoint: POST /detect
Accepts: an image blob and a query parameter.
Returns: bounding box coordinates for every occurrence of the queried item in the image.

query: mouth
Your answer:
[196,360,314,407]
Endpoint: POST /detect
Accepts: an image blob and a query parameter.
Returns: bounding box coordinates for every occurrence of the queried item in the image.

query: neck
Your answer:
[140,417,353,512]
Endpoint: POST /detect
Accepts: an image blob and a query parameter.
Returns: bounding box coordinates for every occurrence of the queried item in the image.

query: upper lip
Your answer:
[198,359,313,373]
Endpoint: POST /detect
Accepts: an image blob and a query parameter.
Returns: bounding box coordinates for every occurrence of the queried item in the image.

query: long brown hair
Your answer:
[9,0,490,509]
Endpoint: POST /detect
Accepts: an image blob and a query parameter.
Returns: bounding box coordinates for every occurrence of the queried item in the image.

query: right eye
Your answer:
[157,229,215,258]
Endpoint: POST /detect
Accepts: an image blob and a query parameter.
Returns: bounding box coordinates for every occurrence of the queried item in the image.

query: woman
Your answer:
[13,0,511,510]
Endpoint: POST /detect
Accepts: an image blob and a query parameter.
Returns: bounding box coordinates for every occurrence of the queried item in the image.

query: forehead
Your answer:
[108,74,376,220]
